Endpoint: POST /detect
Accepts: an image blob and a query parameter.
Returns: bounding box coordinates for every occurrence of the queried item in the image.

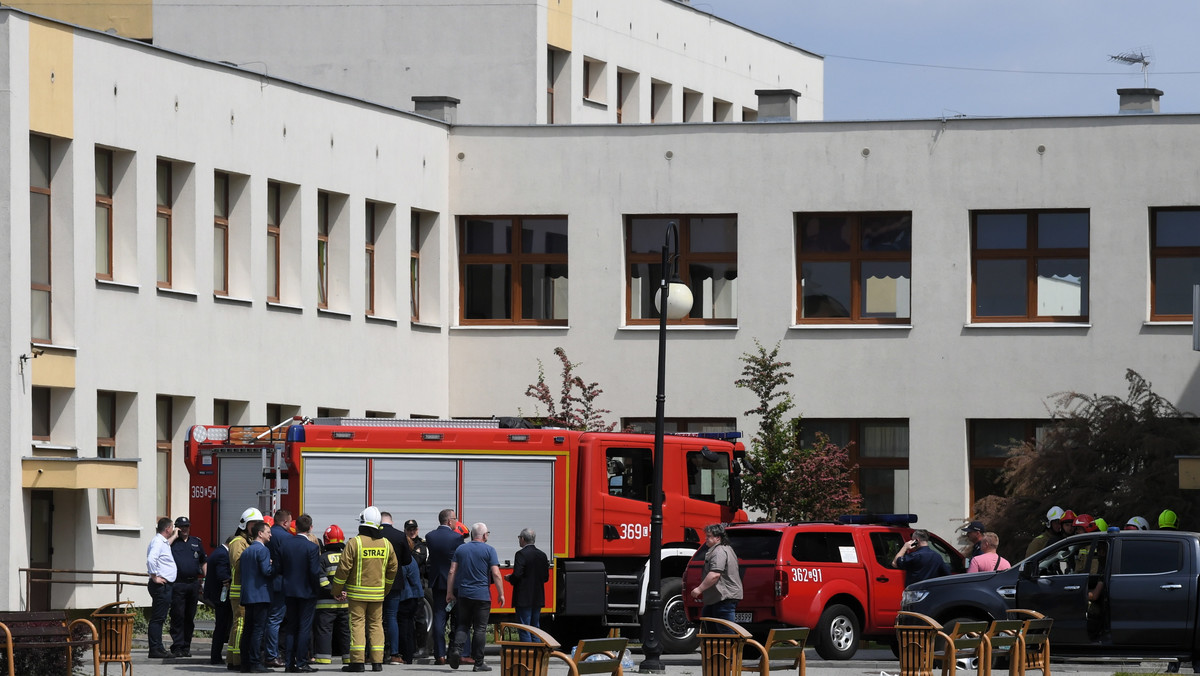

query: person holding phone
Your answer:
[891,529,950,587]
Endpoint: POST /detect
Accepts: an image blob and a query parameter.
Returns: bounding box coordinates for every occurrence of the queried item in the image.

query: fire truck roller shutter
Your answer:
[219,456,267,539]
[372,459,458,529]
[461,459,554,565]
[302,457,368,537]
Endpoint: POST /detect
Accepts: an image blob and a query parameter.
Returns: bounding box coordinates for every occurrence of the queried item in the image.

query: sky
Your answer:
[696,1,1200,121]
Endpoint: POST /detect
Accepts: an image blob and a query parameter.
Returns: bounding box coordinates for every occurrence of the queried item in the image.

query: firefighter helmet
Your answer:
[263,515,275,527]
[324,524,345,545]
[1160,509,1179,529]
[239,507,264,530]
[359,506,382,529]
[1124,516,1149,531]
[1093,517,1108,533]
[1074,514,1097,532]
[1046,506,1065,523]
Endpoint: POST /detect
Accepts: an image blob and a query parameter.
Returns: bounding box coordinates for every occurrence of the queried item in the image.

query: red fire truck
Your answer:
[184,417,746,652]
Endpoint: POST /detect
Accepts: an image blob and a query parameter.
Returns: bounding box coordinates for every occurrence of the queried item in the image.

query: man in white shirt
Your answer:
[146,517,178,659]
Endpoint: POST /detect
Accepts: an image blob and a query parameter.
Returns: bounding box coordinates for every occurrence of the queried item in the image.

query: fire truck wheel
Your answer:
[814,603,859,661]
[657,577,700,654]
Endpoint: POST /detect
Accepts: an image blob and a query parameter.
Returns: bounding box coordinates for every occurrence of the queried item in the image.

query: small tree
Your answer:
[735,340,861,521]
[524,347,618,431]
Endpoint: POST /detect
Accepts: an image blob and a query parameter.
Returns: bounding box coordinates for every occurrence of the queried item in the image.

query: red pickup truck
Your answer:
[683,516,965,659]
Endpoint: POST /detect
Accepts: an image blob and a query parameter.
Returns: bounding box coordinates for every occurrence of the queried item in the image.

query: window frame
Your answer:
[317,191,331,309]
[365,201,377,315]
[625,214,738,326]
[457,215,569,326]
[156,396,173,521]
[970,209,1090,322]
[1150,207,1200,321]
[156,159,173,288]
[214,171,230,296]
[97,391,117,524]
[795,211,913,324]
[410,211,421,322]
[30,134,52,344]
[95,148,114,280]
[799,418,910,513]
[968,419,1049,510]
[267,181,281,303]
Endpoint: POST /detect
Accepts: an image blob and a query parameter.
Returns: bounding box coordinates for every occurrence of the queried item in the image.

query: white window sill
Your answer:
[157,287,198,300]
[964,322,1091,329]
[214,294,253,306]
[96,279,140,292]
[410,320,442,330]
[583,97,608,110]
[267,301,304,313]
[617,324,738,331]
[790,323,912,330]
[96,523,143,534]
[318,308,353,320]
[1144,320,1192,327]
[31,342,77,352]
[366,314,398,325]
[31,443,79,452]
[451,324,569,331]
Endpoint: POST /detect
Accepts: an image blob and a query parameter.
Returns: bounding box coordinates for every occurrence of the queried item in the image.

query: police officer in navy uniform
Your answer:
[169,516,208,658]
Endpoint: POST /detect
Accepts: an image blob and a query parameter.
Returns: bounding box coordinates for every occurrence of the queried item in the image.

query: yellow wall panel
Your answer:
[31,350,75,388]
[23,458,140,489]
[547,0,572,51]
[11,0,151,40]
[29,19,73,139]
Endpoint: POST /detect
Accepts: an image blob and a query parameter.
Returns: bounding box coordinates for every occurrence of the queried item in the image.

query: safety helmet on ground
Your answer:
[1160,509,1179,529]
[1074,514,1097,532]
[323,524,345,545]
[239,507,265,530]
[1046,506,1065,523]
[1093,517,1108,533]
[1124,516,1149,531]
[359,506,382,529]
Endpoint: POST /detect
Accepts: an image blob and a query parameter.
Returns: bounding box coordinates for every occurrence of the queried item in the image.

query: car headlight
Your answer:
[901,589,929,606]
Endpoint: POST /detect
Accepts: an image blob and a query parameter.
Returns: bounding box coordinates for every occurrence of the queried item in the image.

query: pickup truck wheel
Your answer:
[657,577,700,654]
[815,604,859,660]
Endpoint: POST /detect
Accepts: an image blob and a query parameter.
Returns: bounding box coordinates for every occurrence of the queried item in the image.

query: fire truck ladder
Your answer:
[255,417,305,516]
[603,573,643,628]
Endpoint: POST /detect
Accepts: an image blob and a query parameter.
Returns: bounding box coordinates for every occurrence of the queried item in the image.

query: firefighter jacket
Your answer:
[227,532,252,601]
[316,543,349,610]
[331,534,398,602]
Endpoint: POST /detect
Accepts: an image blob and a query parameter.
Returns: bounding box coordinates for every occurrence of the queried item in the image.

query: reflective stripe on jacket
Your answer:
[331,534,398,602]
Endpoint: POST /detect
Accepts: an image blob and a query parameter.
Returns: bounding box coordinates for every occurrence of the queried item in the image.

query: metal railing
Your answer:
[19,568,148,610]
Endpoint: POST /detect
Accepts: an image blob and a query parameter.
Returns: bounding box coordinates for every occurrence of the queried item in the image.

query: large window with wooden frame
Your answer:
[411,212,421,321]
[459,216,568,324]
[96,148,114,280]
[267,181,281,302]
[626,215,737,325]
[799,419,909,514]
[214,172,230,296]
[31,134,52,343]
[365,202,377,315]
[1151,208,1200,320]
[968,419,1050,511]
[156,396,173,520]
[971,210,1089,322]
[97,391,117,524]
[156,160,173,287]
[317,191,331,309]
[796,212,912,323]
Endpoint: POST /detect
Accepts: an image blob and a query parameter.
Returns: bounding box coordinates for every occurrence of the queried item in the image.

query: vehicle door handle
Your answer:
[1161,584,1183,590]
[1064,585,1081,591]
[876,576,889,582]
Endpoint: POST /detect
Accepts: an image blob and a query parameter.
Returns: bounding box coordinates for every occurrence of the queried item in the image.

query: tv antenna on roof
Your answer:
[1108,49,1153,88]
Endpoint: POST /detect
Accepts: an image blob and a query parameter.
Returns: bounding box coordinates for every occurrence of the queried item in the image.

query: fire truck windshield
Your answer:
[686,450,731,505]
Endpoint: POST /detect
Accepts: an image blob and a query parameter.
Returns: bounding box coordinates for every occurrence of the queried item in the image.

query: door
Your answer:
[866,531,907,630]
[1108,537,1195,648]
[1016,537,1095,646]
[29,490,53,611]
[599,445,655,554]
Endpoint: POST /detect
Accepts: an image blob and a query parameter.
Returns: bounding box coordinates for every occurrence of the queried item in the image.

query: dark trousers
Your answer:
[240,602,270,671]
[210,599,233,663]
[431,587,449,658]
[283,596,317,668]
[413,594,429,656]
[396,597,418,661]
[313,606,351,662]
[450,598,491,663]
[265,588,286,660]
[147,579,174,654]
[169,578,200,653]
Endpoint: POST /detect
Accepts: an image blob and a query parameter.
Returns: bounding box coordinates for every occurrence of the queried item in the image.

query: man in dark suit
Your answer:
[239,522,275,673]
[265,510,294,668]
[424,508,463,665]
[506,528,550,642]
[203,536,234,665]
[280,514,323,673]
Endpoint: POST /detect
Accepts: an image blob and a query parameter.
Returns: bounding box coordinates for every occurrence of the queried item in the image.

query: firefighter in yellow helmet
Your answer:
[226,507,264,669]
[331,506,398,673]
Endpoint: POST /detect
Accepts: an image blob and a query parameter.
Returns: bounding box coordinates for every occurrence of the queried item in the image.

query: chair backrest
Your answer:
[763,627,809,662]
[984,619,1024,652]
[944,620,989,653]
[895,612,942,676]
[1022,618,1053,648]
[571,637,628,676]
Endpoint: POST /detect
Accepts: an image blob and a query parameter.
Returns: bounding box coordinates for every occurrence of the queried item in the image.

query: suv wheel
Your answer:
[657,577,700,654]
[815,603,859,660]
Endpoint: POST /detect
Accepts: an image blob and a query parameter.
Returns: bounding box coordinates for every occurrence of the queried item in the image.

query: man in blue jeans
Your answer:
[689,524,742,633]
[446,523,505,672]
[145,517,178,659]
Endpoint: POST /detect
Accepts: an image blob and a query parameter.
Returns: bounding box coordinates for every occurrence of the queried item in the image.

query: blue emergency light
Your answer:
[838,513,918,526]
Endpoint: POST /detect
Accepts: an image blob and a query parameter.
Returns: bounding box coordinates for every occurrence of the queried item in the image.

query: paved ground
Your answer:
[102,639,1184,676]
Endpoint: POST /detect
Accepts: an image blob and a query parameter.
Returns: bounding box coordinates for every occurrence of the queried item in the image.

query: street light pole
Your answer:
[640,222,692,674]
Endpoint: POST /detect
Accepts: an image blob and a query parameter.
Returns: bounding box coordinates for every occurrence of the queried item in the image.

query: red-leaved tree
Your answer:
[524,347,618,431]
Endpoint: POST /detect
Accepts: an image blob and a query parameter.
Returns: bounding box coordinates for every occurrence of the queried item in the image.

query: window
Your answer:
[969,419,1049,509]
[650,80,672,123]
[1150,208,1200,320]
[627,215,737,325]
[1118,540,1182,575]
[727,529,783,561]
[156,396,173,520]
[96,149,114,280]
[712,98,733,123]
[317,191,330,309]
[547,48,570,124]
[621,418,737,434]
[31,134,52,343]
[411,212,421,321]
[686,450,731,505]
[800,420,909,514]
[797,212,912,323]
[214,399,232,425]
[214,172,229,295]
[606,448,653,501]
[616,69,639,124]
[972,210,1089,321]
[792,532,855,563]
[459,216,568,324]
[365,202,377,314]
[32,386,51,441]
[156,160,173,287]
[267,181,282,302]
[582,57,605,102]
[97,391,117,523]
[683,89,703,122]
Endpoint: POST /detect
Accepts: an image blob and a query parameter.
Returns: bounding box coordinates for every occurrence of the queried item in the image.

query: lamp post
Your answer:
[640,222,693,673]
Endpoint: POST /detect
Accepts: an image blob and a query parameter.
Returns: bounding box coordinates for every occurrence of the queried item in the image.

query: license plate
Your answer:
[735,612,753,623]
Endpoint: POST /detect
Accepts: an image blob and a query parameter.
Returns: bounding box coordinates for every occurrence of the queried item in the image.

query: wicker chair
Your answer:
[895,611,949,676]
